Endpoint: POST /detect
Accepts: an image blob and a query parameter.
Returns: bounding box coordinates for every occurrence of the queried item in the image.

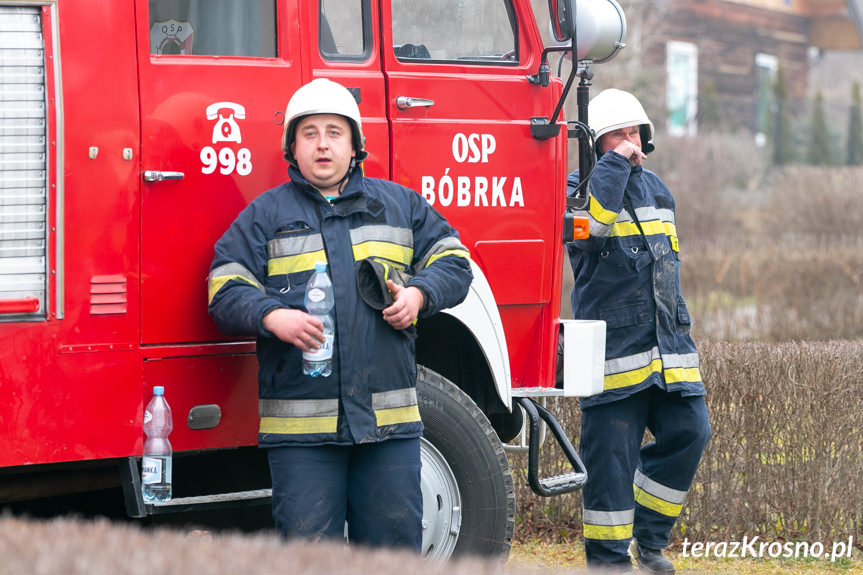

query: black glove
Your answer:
[356,258,416,337]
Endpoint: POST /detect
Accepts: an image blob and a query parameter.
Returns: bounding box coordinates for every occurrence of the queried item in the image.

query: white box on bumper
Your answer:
[560,319,606,397]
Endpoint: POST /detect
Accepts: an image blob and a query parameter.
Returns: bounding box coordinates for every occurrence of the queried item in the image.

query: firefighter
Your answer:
[566,89,712,574]
[207,78,472,551]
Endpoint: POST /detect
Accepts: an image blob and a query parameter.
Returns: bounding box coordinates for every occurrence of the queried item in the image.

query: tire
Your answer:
[417,366,515,560]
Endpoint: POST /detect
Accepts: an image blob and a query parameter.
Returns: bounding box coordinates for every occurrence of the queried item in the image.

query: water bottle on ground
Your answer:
[142,385,173,502]
[303,261,334,378]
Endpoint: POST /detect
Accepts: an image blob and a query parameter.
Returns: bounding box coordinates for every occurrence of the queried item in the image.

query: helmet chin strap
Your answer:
[335,157,357,196]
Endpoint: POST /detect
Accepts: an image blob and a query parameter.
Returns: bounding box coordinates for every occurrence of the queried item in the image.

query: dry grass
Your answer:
[510,540,860,574]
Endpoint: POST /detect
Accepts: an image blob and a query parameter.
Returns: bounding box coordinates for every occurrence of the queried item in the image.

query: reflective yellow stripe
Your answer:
[604,358,662,391]
[352,241,413,265]
[208,275,260,304]
[634,485,684,517]
[268,251,326,275]
[583,523,633,541]
[375,405,421,427]
[426,248,470,268]
[609,221,641,238]
[609,217,678,248]
[587,195,619,226]
[665,366,702,384]
[258,416,337,435]
[639,220,667,236]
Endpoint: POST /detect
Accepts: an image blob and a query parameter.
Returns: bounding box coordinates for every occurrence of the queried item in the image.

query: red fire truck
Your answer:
[0,0,625,559]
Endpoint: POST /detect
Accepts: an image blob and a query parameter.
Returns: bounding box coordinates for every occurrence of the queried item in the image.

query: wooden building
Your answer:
[636,0,863,136]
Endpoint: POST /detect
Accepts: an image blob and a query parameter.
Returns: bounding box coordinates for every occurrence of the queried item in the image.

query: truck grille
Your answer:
[0,6,48,318]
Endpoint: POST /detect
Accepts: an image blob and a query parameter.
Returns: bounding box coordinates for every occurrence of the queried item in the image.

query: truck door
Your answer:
[307,0,389,177]
[381,0,563,387]
[135,0,303,344]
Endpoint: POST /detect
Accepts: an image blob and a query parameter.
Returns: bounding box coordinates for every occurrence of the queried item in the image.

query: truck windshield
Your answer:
[148,0,276,57]
[391,0,517,64]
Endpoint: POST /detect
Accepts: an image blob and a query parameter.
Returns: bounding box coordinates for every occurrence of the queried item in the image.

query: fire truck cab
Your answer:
[0,0,623,560]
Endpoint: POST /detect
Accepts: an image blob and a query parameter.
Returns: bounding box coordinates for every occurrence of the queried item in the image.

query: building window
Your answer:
[754,53,778,147]
[666,41,698,137]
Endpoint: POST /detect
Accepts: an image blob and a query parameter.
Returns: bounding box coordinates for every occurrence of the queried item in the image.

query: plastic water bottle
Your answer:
[142,385,173,502]
[303,261,334,377]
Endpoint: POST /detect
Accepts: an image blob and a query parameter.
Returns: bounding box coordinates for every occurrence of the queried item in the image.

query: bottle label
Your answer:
[302,333,334,361]
[307,287,326,303]
[143,409,153,425]
[142,456,163,484]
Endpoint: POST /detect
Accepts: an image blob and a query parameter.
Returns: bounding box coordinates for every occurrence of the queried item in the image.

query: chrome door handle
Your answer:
[396,96,435,110]
[143,170,185,182]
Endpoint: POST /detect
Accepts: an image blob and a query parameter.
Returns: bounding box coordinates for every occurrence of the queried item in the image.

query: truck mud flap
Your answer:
[514,397,588,496]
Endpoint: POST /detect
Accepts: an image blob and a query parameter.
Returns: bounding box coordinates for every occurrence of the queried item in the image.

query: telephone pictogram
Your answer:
[206,102,245,144]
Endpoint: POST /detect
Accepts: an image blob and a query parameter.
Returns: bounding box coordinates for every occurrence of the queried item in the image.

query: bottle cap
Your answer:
[153,386,165,396]
[315,261,327,272]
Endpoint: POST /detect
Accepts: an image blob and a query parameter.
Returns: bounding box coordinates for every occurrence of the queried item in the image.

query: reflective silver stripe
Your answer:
[605,347,661,376]
[662,352,700,369]
[208,263,265,303]
[259,398,339,418]
[634,206,675,226]
[415,236,470,271]
[350,225,413,248]
[582,508,635,526]
[616,209,636,225]
[371,388,417,410]
[572,208,613,237]
[268,233,324,259]
[634,469,688,505]
[209,262,263,288]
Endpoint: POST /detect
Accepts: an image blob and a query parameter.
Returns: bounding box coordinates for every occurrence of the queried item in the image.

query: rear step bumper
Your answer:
[147,489,272,514]
[120,458,271,518]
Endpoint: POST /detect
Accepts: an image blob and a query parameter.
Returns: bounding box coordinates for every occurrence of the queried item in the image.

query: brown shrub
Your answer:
[682,238,863,342]
[512,341,863,545]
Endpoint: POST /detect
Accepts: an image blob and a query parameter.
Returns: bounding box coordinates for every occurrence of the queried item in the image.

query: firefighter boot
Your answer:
[630,540,674,574]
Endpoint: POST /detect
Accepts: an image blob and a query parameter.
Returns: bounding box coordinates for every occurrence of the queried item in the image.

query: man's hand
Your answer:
[263,308,325,351]
[382,281,424,330]
[613,140,647,167]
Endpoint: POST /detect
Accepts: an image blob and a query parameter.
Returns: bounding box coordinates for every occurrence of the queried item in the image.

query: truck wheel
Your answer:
[417,366,515,560]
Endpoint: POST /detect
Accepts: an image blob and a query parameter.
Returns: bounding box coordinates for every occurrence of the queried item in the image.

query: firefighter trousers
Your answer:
[580,385,711,567]
[266,437,422,552]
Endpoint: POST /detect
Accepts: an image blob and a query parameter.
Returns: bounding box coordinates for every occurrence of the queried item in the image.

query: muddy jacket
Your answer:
[567,151,704,409]
[208,166,472,446]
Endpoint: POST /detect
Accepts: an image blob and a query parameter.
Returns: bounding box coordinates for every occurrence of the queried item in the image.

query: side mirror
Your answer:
[530,0,627,141]
[547,0,627,64]
[549,0,574,44]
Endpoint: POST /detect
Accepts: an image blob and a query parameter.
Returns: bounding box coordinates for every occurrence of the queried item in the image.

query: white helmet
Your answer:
[281,78,368,166]
[589,88,655,154]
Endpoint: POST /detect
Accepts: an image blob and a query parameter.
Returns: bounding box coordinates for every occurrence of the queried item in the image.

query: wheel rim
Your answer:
[419,437,462,559]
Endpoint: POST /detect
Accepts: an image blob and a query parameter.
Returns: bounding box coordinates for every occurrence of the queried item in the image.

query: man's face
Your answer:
[291,114,356,195]
[600,125,642,155]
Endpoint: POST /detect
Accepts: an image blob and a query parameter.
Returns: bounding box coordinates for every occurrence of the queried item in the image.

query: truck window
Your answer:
[148,0,276,57]
[320,0,370,60]
[391,0,517,63]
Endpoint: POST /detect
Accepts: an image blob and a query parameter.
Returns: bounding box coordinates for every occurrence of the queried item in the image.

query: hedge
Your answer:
[511,341,863,545]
